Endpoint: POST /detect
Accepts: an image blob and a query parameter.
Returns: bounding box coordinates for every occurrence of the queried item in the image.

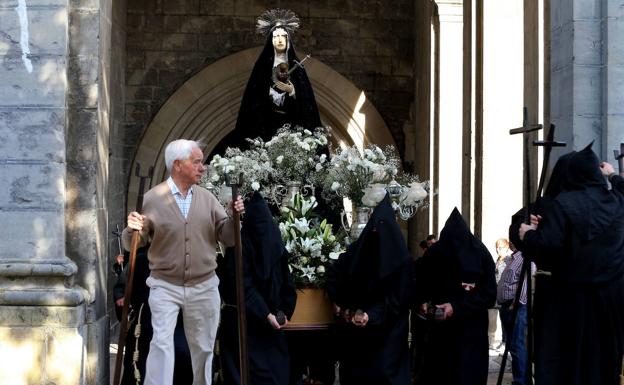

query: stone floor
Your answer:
[109,332,513,385]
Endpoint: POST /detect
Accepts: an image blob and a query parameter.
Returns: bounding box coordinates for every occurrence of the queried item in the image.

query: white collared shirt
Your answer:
[167,177,193,219]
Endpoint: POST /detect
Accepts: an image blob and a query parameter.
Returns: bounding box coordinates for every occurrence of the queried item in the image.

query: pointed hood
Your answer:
[556,142,619,241]
[563,142,607,191]
[429,207,492,274]
[344,194,410,280]
[544,150,577,198]
[241,191,285,281]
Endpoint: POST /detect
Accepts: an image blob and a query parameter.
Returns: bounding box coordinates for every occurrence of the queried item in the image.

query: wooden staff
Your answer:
[497,107,542,385]
[227,172,249,385]
[113,164,153,385]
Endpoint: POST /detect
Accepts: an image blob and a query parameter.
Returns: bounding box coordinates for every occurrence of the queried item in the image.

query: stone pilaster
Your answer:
[551,0,624,158]
[0,0,112,383]
[0,0,88,384]
[603,2,624,159]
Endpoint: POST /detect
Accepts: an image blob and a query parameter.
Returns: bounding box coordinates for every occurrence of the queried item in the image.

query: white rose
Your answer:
[329,251,341,260]
[400,182,428,205]
[331,182,340,191]
[251,181,260,191]
[361,183,387,207]
[316,266,325,274]
[276,155,284,164]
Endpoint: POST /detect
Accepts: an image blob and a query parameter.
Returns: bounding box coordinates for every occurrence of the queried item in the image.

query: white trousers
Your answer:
[144,275,221,385]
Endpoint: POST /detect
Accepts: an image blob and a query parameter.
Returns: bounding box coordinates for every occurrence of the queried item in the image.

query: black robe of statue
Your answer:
[217,192,297,385]
[113,246,193,385]
[415,208,496,385]
[210,28,321,157]
[508,150,576,385]
[326,195,412,385]
[520,144,624,385]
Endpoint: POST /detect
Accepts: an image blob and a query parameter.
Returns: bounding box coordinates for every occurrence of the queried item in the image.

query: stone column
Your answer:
[434,0,464,224]
[0,0,114,383]
[0,0,87,383]
[550,0,624,158]
[603,2,624,159]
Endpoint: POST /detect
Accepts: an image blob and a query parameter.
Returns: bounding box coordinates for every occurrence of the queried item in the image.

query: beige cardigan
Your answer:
[123,181,235,286]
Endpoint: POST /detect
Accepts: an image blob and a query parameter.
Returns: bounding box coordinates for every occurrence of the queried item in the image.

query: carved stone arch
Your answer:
[127,47,395,207]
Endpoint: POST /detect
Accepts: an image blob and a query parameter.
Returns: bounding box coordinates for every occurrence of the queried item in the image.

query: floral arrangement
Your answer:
[312,144,400,207]
[203,146,273,202]
[203,125,329,202]
[278,193,344,287]
[261,124,328,185]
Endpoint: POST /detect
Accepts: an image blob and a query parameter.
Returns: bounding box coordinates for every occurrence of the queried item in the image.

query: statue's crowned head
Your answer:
[256,8,300,38]
[272,27,288,53]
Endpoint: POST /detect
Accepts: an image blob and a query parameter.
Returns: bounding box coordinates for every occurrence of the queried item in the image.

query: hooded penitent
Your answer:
[325,194,412,385]
[217,192,296,385]
[416,208,496,385]
[521,142,624,385]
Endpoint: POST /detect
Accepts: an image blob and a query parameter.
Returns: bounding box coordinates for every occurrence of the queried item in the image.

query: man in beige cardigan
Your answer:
[124,139,244,385]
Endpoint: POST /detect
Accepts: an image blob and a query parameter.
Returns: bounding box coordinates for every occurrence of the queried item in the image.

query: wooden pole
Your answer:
[432,3,440,235]
[498,108,543,385]
[113,164,153,385]
[474,0,483,239]
[228,172,249,385]
[461,0,473,226]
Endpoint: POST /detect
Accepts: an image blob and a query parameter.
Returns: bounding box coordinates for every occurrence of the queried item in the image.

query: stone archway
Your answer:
[126,47,395,207]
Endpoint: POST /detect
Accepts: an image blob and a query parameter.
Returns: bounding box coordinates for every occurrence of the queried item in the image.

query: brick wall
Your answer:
[122,0,415,166]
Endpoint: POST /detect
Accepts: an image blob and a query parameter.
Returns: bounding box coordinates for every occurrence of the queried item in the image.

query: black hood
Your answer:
[556,143,618,241]
[241,191,285,281]
[563,142,607,191]
[429,207,492,274]
[544,150,577,198]
[344,194,410,280]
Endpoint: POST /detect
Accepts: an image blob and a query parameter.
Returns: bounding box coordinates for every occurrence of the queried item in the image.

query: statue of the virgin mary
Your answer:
[212,9,322,155]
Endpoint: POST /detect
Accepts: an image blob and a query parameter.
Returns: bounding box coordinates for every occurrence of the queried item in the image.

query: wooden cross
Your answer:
[509,107,542,222]
[498,107,542,385]
[533,123,566,198]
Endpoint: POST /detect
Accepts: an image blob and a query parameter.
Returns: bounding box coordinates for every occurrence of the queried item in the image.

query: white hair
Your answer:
[164,139,202,171]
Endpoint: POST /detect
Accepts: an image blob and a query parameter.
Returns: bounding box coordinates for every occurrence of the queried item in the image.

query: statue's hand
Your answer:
[275,80,295,96]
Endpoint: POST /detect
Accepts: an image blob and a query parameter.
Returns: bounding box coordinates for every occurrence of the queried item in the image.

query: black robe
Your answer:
[415,208,496,385]
[210,28,321,157]
[326,195,412,385]
[217,192,297,385]
[520,144,624,385]
[113,246,193,385]
[508,150,576,385]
